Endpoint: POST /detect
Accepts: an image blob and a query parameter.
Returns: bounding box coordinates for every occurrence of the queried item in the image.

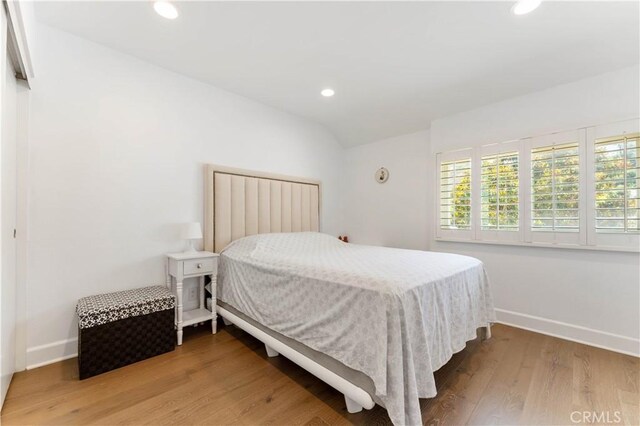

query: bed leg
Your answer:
[222,317,232,326]
[344,395,363,414]
[265,345,280,357]
[484,323,492,340]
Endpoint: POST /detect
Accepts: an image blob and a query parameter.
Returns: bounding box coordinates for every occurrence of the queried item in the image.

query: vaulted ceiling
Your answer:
[36,1,639,146]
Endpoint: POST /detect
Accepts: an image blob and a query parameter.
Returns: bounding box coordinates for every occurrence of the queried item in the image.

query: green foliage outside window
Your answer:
[481,154,518,230]
[453,175,471,228]
[595,136,639,232]
[440,159,471,229]
[531,144,580,231]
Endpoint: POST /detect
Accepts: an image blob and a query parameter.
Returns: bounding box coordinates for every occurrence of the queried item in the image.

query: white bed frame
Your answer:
[204,164,491,414]
[218,306,375,412]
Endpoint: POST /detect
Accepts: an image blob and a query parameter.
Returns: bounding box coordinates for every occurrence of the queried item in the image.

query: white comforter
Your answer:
[217,232,495,425]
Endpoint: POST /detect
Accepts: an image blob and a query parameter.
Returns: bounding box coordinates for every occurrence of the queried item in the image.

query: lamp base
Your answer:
[184,239,198,253]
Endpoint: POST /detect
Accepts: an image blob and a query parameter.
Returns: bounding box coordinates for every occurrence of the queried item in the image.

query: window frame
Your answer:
[586,119,640,251]
[476,140,524,243]
[524,129,586,247]
[434,118,640,252]
[436,148,474,241]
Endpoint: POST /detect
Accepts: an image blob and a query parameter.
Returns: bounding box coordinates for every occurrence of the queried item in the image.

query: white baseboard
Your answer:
[495,308,640,357]
[24,309,639,369]
[26,338,78,370]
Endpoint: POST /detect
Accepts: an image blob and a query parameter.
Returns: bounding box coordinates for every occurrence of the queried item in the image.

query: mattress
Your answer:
[217,232,495,425]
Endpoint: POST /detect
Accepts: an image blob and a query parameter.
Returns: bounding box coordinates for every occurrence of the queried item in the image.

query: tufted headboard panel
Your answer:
[204,165,321,253]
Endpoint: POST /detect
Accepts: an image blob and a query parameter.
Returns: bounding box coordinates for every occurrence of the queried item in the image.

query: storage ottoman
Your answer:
[76,285,176,379]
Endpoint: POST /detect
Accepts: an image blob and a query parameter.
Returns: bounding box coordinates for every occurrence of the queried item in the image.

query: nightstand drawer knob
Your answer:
[197,263,203,269]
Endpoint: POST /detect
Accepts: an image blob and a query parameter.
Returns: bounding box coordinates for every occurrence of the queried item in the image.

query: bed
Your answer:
[204,165,495,425]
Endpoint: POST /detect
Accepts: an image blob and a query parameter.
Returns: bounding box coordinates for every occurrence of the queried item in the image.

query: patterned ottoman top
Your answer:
[77,286,175,329]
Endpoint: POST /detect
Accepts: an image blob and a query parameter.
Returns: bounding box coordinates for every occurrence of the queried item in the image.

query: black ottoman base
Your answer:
[78,308,175,380]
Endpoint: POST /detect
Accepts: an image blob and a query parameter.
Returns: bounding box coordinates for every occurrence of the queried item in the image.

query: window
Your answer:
[434,118,639,251]
[531,143,580,232]
[594,133,639,233]
[439,158,471,230]
[481,152,519,230]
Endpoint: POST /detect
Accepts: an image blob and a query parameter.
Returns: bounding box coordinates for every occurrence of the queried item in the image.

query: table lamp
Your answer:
[182,222,202,253]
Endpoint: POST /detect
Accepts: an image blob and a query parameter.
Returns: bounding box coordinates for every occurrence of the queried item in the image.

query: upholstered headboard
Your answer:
[204,165,321,253]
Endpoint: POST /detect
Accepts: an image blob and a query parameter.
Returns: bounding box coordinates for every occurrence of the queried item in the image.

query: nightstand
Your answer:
[166,251,219,345]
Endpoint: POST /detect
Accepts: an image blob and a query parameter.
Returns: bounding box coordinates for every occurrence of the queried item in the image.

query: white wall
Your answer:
[25,24,344,368]
[341,66,639,355]
[429,65,640,355]
[430,65,640,152]
[342,130,430,250]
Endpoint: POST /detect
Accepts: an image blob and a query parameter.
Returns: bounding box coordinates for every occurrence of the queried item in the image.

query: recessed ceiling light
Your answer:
[321,88,335,97]
[512,0,541,15]
[154,1,179,20]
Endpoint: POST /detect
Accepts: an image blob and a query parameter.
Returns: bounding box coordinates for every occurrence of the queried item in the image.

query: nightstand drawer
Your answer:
[183,258,216,275]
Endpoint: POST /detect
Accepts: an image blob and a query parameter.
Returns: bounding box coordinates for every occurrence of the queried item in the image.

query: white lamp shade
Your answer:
[181,222,203,240]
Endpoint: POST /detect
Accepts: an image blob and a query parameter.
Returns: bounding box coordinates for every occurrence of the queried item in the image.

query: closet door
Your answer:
[0,5,18,407]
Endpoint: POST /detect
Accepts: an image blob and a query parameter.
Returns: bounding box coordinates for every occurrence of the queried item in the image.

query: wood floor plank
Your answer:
[421,325,517,425]
[520,335,576,425]
[466,327,545,425]
[617,389,640,426]
[2,323,637,426]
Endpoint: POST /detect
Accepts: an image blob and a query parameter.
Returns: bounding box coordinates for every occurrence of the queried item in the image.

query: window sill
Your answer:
[434,237,639,253]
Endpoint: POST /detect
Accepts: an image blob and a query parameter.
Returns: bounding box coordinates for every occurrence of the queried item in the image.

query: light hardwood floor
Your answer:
[1,323,638,425]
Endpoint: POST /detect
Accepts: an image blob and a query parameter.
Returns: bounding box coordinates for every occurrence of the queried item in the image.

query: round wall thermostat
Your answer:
[375,167,389,183]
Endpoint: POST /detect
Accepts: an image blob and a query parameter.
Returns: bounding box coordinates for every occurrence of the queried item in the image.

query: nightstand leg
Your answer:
[199,276,205,309]
[177,281,183,345]
[211,274,217,335]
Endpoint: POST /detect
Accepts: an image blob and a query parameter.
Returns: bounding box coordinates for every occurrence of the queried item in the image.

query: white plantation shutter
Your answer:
[481,152,519,231]
[525,129,586,246]
[436,149,474,240]
[593,134,639,233]
[434,120,639,252]
[531,143,580,232]
[439,159,471,230]
[586,119,640,250]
